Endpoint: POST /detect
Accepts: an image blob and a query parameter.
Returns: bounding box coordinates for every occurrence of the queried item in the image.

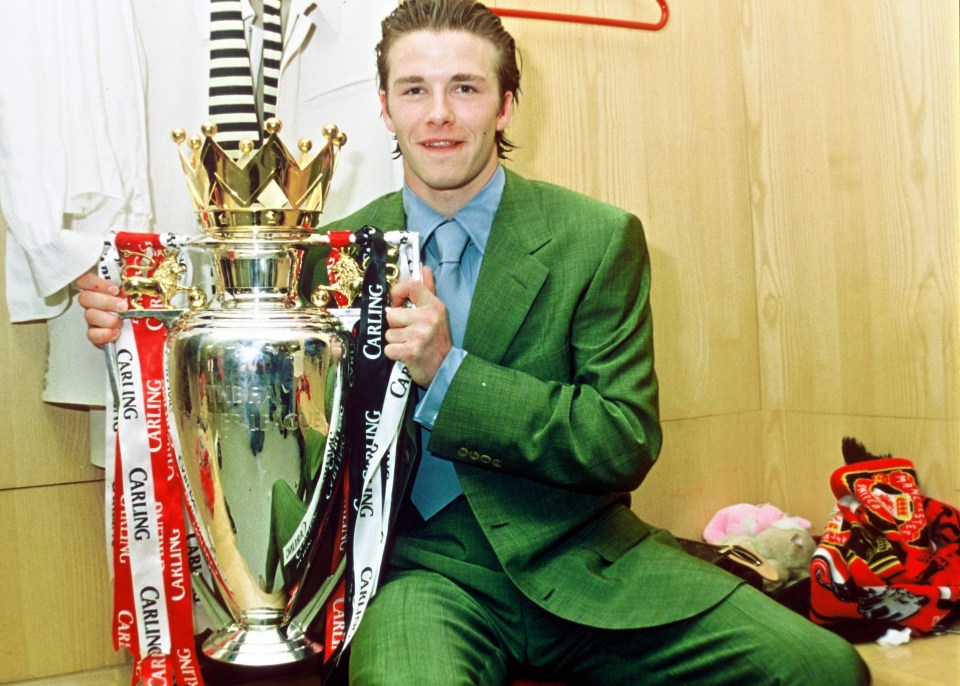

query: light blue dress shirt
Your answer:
[403,165,505,433]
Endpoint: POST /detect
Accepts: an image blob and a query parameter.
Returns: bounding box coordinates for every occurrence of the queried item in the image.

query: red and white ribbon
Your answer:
[105,232,204,686]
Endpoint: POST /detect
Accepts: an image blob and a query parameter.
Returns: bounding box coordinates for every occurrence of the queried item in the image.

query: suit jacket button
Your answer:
[469,450,480,461]
[480,454,491,464]
[457,447,469,458]
[491,458,502,468]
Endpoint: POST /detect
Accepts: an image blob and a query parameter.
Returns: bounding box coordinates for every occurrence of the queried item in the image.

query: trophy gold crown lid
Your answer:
[172,118,347,236]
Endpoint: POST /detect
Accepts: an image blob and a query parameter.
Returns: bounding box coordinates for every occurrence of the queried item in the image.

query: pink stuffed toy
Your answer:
[703,503,816,592]
[703,503,811,545]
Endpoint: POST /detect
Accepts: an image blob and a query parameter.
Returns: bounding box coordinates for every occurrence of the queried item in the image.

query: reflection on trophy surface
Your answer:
[164,119,351,666]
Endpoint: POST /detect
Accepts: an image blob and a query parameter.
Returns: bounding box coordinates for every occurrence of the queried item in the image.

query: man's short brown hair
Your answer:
[377,0,521,158]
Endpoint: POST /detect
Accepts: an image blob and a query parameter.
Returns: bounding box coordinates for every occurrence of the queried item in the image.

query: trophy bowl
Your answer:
[162,120,352,666]
[167,302,349,665]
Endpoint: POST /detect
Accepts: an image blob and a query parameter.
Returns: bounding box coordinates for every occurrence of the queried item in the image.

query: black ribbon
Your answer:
[341,226,393,651]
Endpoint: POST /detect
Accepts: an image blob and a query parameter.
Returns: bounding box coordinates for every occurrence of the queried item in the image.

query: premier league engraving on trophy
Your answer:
[163,119,354,666]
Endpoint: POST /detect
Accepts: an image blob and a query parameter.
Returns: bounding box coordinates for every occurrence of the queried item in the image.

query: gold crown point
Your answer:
[174,118,344,233]
[171,128,187,144]
[296,138,314,166]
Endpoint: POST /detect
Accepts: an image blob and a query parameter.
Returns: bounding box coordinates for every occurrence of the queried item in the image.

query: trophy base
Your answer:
[202,609,322,667]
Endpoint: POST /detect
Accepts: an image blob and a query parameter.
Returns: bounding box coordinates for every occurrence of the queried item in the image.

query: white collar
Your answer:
[311,0,340,33]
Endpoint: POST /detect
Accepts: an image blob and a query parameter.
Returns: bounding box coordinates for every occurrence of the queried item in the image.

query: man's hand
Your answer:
[75,271,127,347]
[384,267,452,388]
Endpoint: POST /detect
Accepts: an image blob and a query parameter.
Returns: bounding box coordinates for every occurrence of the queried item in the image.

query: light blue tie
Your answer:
[410,221,469,519]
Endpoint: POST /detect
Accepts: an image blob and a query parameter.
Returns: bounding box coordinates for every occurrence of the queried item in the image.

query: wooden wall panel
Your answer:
[0,482,123,682]
[497,0,959,530]
[761,411,960,529]
[497,0,762,422]
[740,0,959,420]
[740,0,959,523]
[0,219,98,491]
[7,666,130,686]
[635,413,764,539]
[0,219,116,680]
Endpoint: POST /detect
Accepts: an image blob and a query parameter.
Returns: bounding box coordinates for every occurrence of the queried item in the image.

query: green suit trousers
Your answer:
[348,497,869,686]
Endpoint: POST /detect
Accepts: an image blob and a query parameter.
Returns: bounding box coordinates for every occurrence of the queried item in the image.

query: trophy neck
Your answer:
[211,242,303,308]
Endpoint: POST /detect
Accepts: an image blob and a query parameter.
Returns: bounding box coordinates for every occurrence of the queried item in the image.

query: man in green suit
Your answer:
[78,1,870,683]
[323,2,870,684]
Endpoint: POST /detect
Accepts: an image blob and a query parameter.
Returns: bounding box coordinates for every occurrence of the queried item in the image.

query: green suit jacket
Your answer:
[311,168,739,629]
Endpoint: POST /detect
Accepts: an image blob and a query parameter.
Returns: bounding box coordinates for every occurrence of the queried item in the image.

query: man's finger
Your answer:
[420,265,435,293]
[404,279,439,308]
[385,305,414,330]
[389,278,415,307]
[84,306,124,329]
[78,288,128,315]
[389,266,436,307]
[88,326,122,347]
[75,271,120,295]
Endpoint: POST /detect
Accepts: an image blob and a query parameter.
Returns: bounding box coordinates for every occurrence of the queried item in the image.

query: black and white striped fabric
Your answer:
[209,0,283,157]
[261,0,282,120]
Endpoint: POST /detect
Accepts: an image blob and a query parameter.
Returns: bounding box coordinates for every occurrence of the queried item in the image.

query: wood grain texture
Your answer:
[761,411,960,531]
[854,631,960,686]
[498,0,959,536]
[634,413,763,539]
[740,0,959,420]
[0,219,98,491]
[5,666,130,686]
[498,0,762,421]
[0,482,124,682]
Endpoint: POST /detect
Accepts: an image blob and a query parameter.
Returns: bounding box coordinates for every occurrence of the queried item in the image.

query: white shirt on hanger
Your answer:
[0,0,401,464]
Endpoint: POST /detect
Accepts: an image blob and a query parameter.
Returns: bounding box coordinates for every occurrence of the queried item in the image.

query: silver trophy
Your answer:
[158,119,352,666]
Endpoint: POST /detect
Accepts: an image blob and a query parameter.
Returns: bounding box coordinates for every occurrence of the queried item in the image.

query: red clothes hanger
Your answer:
[490,0,669,31]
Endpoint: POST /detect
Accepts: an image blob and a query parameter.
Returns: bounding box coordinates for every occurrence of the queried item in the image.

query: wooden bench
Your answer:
[854,630,959,686]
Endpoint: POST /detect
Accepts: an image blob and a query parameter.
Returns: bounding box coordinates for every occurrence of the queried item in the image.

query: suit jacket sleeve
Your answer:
[428,176,661,495]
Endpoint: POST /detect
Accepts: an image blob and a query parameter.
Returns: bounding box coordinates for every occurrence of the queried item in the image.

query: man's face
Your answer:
[380,30,514,213]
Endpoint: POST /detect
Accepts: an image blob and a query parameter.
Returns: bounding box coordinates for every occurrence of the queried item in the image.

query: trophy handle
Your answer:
[309,231,418,308]
[104,342,121,410]
[117,245,208,311]
[191,572,233,629]
[287,556,347,638]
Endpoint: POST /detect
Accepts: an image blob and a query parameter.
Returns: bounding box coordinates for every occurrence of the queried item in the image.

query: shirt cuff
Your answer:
[414,347,467,430]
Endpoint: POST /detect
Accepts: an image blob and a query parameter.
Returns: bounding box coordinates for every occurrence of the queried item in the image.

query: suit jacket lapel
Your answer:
[361,191,406,231]
[464,169,551,364]
[374,173,551,366]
